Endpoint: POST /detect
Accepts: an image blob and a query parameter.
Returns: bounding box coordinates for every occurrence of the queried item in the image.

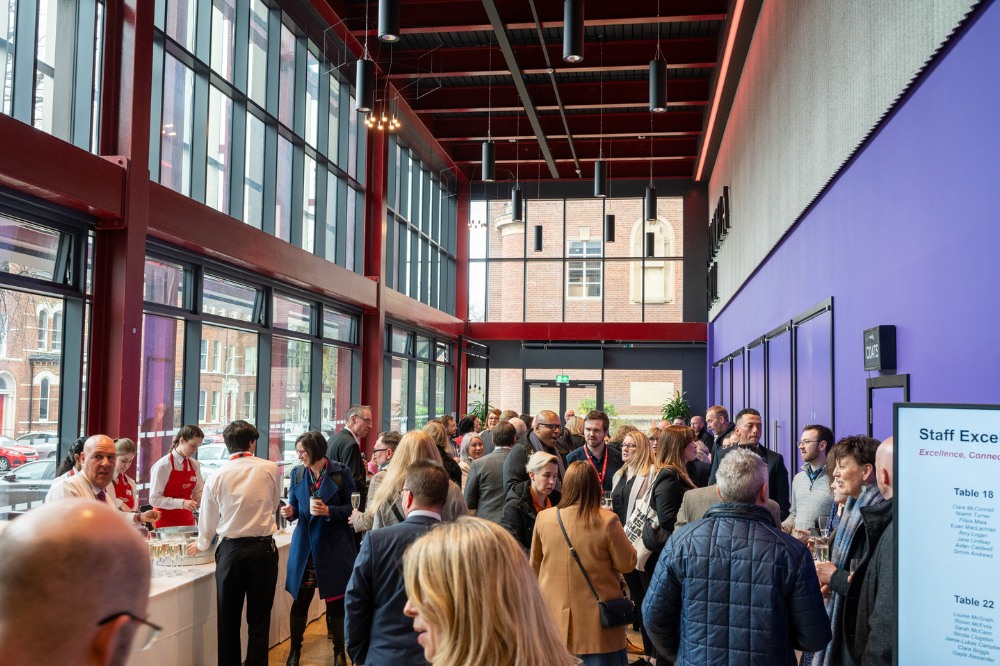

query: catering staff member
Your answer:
[113,437,138,511]
[187,420,281,666]
[150,425,205,528]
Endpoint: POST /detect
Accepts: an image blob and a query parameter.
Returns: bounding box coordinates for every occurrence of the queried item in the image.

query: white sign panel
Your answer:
[898,404,1000,664]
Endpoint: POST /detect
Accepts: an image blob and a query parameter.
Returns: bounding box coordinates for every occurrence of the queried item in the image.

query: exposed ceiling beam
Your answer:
[344,0,727,36]
[386,38,717,80]
[432,110,704,142]
[478,0,559,178]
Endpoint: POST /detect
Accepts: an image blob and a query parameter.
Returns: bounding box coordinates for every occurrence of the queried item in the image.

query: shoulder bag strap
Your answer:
[556,508,603,604]
[390,500,405,523]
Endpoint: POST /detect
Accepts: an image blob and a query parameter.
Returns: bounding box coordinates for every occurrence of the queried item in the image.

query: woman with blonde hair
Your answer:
[531,461,637,665]
[359,430,468,530]
[112,437,138,512]
[501,451,561,551]
[423,420,464,485]
[458,432,485,489]
[403,517,578,666]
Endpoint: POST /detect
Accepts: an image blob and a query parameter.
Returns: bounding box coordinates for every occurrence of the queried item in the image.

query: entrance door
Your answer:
[524,381,602,419]
[766,324,793,484]
[867,375,909,441]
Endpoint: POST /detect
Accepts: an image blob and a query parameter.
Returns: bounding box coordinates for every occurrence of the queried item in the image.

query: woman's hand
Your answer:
[280,504,294,519]
[348,509,364,525]
[182,499,199,512]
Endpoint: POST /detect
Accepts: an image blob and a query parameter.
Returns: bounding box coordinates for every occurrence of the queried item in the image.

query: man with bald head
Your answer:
[503,409,567,496]
[46,435,160,526]
[0,499,154,665]
[690,415,713,448]
[845,437,894,665]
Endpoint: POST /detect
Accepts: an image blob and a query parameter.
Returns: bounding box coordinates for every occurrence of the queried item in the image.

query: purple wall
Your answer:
[709,0,1000,437]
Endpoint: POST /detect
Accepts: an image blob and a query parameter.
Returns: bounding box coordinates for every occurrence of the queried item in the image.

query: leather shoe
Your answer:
[626,638,644,655]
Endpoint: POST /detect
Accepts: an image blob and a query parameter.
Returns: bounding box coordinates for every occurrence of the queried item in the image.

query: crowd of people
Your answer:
[0,402,897,666]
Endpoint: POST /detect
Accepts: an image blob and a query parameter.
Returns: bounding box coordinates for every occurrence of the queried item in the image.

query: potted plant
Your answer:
[661,391,692,422]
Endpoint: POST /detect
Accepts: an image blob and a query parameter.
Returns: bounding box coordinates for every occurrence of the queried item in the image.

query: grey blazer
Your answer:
[464,447,512,524]
[674,484,781,529]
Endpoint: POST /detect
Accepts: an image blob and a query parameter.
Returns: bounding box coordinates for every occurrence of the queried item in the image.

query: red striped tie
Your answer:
[96,490,107,503]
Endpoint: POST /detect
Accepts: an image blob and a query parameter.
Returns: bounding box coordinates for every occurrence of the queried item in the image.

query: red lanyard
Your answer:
[583,446,608,486]
[229,452,253,460]
[308,460,327,495]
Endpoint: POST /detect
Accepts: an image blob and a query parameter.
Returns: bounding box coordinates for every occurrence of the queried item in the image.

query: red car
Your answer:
[0,438,39,472]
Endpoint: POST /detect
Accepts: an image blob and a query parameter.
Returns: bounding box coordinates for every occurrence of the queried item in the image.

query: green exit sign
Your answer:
[555,375,570,384]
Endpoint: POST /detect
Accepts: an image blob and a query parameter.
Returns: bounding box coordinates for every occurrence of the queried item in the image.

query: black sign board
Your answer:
[863,325,896,371]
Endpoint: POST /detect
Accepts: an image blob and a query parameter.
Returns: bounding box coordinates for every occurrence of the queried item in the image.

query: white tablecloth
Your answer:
[128,531,325,665]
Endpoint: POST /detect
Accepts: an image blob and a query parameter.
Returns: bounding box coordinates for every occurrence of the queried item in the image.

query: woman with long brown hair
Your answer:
[530,461,636,665]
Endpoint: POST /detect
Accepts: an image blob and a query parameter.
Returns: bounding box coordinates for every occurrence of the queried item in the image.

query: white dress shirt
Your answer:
[196,454,281,551]
[45,473,142,525]
[149,449,204,510]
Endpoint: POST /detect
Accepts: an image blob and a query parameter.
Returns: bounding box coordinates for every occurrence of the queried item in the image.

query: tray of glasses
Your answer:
[150,526,218,566]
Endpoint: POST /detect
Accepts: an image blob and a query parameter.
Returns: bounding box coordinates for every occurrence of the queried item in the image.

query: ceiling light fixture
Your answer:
[594,37,608,198]
[649,0,668,112]
[378,0,400,42]
[356,1,375,113]
[562,0,584,63]
[482,43,496,181]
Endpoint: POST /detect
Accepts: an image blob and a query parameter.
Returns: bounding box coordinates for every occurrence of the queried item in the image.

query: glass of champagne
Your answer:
[815,538,830,563]
[351,492,361,511]
[817,516,830,539]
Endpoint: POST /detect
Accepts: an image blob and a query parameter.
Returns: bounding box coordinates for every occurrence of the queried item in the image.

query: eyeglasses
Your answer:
[372,448,390,454]
[356,416,373,424]
[536,423,561,431]
[99,612,161,651]
[798,439,820,446]
[621,443,637,449]
[401,487,411,496]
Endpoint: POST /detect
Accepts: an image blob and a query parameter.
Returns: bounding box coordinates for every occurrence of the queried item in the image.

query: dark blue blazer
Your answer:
[565,444,623,492]
[344,514,440,665]
[284,459,358,599]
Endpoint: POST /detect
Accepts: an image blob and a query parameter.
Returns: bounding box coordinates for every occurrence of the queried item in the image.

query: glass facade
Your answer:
[383,324,453,432]
[385,137,457,315]
[468,196,685,322]
[150,0,366,271]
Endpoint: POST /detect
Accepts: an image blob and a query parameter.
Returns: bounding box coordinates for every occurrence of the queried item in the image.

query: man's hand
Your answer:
[186,542,202,558]
[141,508,161,523]
[815,561,838,586]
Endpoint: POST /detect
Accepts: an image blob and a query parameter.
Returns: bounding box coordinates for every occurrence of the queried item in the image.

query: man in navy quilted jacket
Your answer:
[642,448,831,665]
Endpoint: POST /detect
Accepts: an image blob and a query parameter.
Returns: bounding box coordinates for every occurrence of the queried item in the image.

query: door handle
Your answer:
[772,420,780,449]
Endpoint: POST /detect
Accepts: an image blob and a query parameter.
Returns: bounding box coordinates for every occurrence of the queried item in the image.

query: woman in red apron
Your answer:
[112,437,138,511]
[150,425,205,528]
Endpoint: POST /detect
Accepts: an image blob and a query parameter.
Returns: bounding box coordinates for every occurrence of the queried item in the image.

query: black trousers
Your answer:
[215,537,278,666]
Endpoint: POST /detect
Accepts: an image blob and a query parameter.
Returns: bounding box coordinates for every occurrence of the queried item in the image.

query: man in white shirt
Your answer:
[46,435,160,527]
[187,420,281,666]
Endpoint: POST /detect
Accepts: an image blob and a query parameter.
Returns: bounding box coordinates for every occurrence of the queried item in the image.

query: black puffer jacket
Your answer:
[845,499,894,665]
[500,484,561,552]
[642,503,832,664]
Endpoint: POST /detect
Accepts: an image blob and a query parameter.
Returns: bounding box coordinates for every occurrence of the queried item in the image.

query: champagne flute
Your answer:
[817,516,830,539]
[351,492,361,511]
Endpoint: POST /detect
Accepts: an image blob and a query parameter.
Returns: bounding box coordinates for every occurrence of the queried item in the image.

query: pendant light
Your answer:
[512,186,524,224]
[378,0,400,42]
[356,2,375,113]
[649,0,668,113]
[594,38,609,197]
[563,0,584,63]
[482,44,496,181]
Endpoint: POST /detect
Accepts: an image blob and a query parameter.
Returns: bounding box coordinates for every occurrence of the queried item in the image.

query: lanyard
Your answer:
[583,446,609,486]
[307,460,327,495]
[229,452,253,460]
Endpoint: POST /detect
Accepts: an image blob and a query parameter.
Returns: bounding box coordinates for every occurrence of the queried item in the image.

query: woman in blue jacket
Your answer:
[279,431,357,666]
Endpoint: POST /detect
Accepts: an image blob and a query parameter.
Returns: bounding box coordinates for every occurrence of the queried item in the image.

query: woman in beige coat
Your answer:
[531,461,637,665]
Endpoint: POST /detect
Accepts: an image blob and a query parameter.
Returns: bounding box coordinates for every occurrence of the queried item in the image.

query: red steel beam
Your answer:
[147,183,378,310]
[466,322,707,342]
[383,288,465,338]
[432,110,704,141]
[388,39,717,79]
[450,137,700,163]
[344,0,726,36]
[410,79,710,114]
[0,114,126,219]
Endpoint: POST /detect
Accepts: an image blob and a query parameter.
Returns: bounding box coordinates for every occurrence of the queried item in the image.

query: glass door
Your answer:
[524,381,602,419]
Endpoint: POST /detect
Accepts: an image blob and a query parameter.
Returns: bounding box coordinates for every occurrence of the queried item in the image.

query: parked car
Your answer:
[196,443,230,479]
[0,458,57,509]
[16,432,59,459]
[0,438,39,471]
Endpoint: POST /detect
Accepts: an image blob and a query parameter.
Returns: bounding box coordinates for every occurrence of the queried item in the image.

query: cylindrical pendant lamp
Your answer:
[378,0,400,42]
[649,58,667,112]
[356,59,374,113]
[563,0,584,63]
[482,141,496,182]
[511,186,523,222]
[533,225,543,252]
[645,231,656,257]
[604,214,616,243]
[644,186,657,221]
[594,159,608,198]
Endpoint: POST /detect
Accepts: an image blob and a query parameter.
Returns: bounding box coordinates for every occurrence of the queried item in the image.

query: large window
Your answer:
[139,249,360,493]
[468,196,685,322]
[385,138,457,315]
[0,0,105,150]
[150,1,365,271]
[384,325,453,432]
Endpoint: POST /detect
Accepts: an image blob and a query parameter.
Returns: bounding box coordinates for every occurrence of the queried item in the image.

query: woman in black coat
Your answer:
[501,451,561,551]
[423,420,464,486]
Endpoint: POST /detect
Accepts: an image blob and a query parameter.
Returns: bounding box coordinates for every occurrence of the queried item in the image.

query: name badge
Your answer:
[190,476,197,482]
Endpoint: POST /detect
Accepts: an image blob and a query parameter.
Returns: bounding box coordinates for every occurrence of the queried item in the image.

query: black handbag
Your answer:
[556,508,635,628]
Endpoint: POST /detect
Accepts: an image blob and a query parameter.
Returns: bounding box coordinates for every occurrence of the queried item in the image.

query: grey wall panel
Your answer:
[707,0,979,317]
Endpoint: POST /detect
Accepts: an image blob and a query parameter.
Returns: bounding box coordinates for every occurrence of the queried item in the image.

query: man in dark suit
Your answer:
[503,410,567,496]
[708,408,791,519]
[327,405,372,509]
[344,460,449,666]
[705,405,735,462]
[465,421,516,523]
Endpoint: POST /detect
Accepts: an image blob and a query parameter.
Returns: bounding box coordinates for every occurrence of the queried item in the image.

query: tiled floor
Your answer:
[268,617,656,665]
